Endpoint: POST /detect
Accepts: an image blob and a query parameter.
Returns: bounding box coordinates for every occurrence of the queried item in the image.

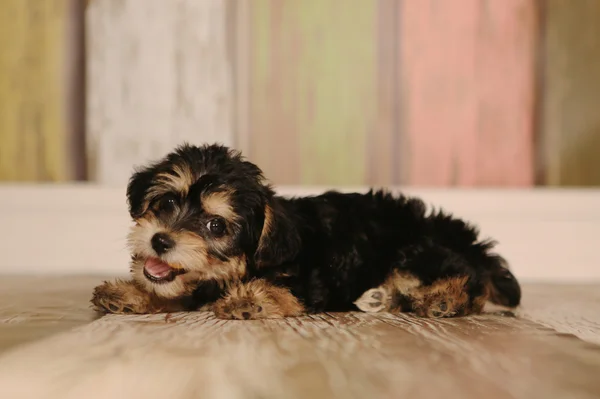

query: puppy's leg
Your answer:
[213,279,304,320]
[92,279,182,314]
[354,270,486,318]
[412,276,487,318]
[354,271,422,313]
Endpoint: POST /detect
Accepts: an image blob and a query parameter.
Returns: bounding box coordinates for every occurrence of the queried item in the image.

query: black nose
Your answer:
[151,233,175,254]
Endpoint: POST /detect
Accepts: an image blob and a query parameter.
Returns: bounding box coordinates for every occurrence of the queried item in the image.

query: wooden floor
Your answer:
[1,277,600,399]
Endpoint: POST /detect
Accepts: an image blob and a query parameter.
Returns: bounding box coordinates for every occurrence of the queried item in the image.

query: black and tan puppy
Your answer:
[91,143,521,319]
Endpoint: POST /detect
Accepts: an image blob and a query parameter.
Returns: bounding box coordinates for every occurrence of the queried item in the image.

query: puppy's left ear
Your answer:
[254,200,301,267]
[126,168,154,219]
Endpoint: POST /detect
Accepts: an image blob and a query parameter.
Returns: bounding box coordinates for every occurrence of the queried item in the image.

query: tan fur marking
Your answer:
[156,164,195,194]
[387,270,422,295]
[213,279,304,320]
[355,273,486,318]
[136,200,151,217]
[256,204,273,253]
[202,190,238,222]
[412,276,474,318]
[91,279,186,314]
[144,164,195,207]
[471,290,489,314]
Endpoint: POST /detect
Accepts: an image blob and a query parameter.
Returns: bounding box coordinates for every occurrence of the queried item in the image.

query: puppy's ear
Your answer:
[126,168,154,219]
[254,200,301,267]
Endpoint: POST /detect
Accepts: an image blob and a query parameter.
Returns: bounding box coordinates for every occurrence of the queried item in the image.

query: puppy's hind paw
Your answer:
[354,287,390,313]
[419,297,457,318]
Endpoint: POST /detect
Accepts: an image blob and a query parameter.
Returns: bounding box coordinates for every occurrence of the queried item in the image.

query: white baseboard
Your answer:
[1,184,599,282]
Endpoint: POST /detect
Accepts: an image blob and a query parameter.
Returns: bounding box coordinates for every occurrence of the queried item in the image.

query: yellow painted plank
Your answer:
[540,0,600,186]
[0,0,72,181]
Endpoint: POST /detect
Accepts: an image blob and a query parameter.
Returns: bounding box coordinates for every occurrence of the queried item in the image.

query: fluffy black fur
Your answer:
[252,191,520,312]
[126,143,521,314]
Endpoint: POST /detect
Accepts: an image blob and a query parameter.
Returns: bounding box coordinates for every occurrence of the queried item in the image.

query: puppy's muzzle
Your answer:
[151,232,175,254]
[143,233,187,283]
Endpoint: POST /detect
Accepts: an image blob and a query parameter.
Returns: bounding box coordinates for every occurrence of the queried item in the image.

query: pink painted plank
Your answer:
[398,0,537,186]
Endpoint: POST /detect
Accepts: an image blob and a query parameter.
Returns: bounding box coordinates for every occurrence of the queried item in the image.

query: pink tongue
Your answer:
[144,258,173,278]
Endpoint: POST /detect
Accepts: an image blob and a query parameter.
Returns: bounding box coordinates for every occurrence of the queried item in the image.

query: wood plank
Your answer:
[398,0,537,186]
[0,0,81,181]
[539,0,600,186]
[1,278,600,398]
[246,0,378,185]
[229,0,251,156]
[86,0,234,185]
[519,284,600,345]
[367,0,400,186]
[0,276,98,352]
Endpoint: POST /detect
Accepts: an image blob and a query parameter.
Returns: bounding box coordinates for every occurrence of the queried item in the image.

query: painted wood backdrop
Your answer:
[1,0,599,186]
[0,0,85,181]
[86,0,233,185]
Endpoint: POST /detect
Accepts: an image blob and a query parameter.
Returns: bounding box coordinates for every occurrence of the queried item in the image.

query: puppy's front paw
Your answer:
[213,280,304,320]
[354,287,390,313]
[213,296,266,320]
[91,280,155,314]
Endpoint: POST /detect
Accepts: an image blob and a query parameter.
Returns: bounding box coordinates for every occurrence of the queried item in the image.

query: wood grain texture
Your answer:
[0,276,97,352]
[1,278,600,398]
[0,0,80,181]
[86,0,234,185]
[245,0,377,185]
[367,0,400,186]
[539,0,600,186]
[398,0,537,186]
[519,284,600,345]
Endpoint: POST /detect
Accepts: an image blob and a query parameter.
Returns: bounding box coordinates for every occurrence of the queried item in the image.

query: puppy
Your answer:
[91,143,521,319]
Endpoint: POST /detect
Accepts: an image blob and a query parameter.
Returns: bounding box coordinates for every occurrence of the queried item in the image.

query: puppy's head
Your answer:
[126,143,287,299]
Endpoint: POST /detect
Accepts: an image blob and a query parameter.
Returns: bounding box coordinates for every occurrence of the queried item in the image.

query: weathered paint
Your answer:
[0,0,75,181]
[86,0,234,185]
[539,0,600,186]
[248,0,377,185]
[3,0,549,186]
[368,0,400,186]
[398,0,537,186]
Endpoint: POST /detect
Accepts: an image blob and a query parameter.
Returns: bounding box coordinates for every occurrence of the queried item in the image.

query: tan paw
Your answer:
[414,293,465,318]
[213,297,266,320]
[91,280,155,314]
[354,287,390,313]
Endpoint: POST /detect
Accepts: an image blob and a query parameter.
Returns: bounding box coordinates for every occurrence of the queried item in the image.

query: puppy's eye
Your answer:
[206,218,226,235]
[157,194,177,212]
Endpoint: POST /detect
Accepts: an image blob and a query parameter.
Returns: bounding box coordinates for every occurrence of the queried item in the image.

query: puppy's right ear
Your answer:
[126,168,154,219]
[254,199,301,268]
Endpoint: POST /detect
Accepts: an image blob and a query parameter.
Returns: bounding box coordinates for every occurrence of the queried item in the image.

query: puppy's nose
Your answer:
[151,233,175,254]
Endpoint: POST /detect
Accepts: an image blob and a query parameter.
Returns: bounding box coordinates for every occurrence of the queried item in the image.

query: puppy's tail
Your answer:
[485,255,521,308]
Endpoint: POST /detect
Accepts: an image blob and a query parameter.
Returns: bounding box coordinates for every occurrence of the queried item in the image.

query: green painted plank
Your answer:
[247,0,377,185]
